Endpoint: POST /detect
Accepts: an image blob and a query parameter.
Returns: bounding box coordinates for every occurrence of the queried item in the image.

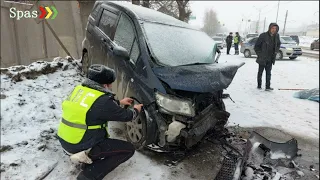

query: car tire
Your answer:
[289,57,297,60]
[311,45,314,50]
[244,50,251,58]
[125,103,147,150]
[276,51,283,60]
[81,52,90,76]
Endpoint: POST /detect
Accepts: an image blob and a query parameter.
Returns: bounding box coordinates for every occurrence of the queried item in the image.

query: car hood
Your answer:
[153,62,245,93]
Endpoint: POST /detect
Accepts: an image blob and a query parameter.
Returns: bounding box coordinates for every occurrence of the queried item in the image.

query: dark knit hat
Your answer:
[88,64,116,84]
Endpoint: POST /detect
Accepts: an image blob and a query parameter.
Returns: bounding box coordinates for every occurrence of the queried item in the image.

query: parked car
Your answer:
[289,35,300,45]
[311,39,319,50]
[243,33,259,41]
[82,1,243,151]
[212,36,225,49]
[240,37,302,60]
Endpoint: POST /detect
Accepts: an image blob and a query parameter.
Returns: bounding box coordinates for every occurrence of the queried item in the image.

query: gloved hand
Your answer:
[70,149,92,164]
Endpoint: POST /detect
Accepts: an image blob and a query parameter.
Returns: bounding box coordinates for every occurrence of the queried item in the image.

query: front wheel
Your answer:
[126,104,147,150]
[244,50,251,58]
[289,57,297,60]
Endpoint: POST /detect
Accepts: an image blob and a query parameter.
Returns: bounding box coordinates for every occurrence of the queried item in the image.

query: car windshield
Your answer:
[143,22,216,66]
[282,37,294,42]
[213,37,223,41]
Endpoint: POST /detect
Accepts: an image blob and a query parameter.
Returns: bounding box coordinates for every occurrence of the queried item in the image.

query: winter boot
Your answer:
[265,87,274,91]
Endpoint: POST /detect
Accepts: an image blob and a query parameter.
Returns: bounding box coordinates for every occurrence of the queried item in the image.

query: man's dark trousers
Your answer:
[234,43,239,54]
[257,61,272,88]
[227,43,232,54]
[82,138,135,180]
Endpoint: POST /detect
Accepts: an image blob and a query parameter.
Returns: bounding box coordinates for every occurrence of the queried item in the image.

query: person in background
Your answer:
[254,23,281,91]
[226,32,233,55]
[57,64,143,180]
[233,32,241,55]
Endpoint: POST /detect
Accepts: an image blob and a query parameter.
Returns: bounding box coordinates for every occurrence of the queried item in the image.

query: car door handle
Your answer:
[101,38,107,44]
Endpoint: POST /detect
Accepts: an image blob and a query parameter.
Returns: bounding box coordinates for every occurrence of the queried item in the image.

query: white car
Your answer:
[240,37,302,60]
[212,36,225,49]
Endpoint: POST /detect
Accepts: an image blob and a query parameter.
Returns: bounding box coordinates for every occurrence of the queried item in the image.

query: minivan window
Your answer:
[98,10,118,39]
[114,14,139,63]
[143,22,216,66]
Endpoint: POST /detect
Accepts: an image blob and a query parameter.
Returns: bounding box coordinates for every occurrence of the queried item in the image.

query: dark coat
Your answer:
[59,79,138,154]
[254,23,281,65]
[226,35,233,44]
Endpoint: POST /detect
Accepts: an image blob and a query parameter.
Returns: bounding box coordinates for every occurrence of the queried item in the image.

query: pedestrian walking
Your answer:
[226,32,233,55]
[57,64,143,180]
[254,23,281,91]
[234,32,241,55]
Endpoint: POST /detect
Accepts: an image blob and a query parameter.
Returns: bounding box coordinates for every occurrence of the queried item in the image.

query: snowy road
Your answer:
[0,54,319,180]
[222,49,319,142]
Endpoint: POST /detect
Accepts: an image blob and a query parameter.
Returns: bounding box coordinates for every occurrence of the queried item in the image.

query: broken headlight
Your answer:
[155,92,195,117]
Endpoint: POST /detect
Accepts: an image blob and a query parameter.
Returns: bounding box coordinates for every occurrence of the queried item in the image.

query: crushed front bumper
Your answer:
[180,104,230,148]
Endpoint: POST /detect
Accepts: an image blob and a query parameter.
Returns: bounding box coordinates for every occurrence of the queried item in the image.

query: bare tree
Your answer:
[202,9,221,36]
[135,0,191,22]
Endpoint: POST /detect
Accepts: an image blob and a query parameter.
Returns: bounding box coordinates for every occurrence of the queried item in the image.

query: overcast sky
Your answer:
[189,1,319,33]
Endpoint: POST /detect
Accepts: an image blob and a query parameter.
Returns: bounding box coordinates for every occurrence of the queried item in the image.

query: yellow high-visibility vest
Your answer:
[57,85,108,144]
[234,36,239,44]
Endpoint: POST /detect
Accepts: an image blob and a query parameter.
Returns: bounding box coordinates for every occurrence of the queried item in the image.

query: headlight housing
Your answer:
[286,47,293,51]
[155,92,195,117]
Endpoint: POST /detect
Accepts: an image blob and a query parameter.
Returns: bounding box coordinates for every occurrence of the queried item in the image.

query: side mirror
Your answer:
[113,45,130,61]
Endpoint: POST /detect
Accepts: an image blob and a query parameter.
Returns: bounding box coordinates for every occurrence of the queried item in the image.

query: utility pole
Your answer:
[263,17,266,32]
[256,10,261,33]
[276,0,280,23]
[283,10,288,35]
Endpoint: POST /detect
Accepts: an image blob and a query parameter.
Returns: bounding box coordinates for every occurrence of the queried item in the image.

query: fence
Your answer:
[0,1,94,68]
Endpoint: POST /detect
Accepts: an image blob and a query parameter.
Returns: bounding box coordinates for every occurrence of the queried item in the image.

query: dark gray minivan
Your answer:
[81,1,243,151]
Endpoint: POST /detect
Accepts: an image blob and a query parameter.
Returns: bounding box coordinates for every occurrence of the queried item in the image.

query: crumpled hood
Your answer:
[153,62,245,93]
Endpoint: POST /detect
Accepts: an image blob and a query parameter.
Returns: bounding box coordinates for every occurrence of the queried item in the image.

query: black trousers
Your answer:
[257,61,273,88]
[227,43,232,54]
[81,138,135,180]
[234,43,239,54]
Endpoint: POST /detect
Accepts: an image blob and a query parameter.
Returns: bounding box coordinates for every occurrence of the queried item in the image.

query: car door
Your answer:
[106,13,142,101]
[92,7,119,65]
[249,38,258,55]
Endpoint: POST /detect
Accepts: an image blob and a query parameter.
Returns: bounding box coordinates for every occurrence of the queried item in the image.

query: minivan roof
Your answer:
[102,1,196,29]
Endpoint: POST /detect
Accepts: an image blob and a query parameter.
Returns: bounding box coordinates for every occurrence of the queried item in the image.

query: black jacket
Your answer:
[59,79,139,154]
[254,23,281,65]
[226,35,233,44]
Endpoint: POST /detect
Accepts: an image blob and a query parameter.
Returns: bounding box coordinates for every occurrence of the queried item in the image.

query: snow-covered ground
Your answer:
[223,49,319,141]
[299,36,318,48]
[0,52,318,180]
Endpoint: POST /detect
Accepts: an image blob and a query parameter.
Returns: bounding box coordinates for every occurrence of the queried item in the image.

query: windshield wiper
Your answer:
[179,62,213,66]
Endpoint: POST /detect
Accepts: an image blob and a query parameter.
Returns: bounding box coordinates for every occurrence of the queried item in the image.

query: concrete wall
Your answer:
[1,1,94,68]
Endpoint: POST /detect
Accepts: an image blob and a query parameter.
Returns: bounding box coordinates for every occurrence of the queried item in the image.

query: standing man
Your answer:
[226,32,233,55]
[57,64,143,180]
[254,23,281,91]
[233,32,241,55]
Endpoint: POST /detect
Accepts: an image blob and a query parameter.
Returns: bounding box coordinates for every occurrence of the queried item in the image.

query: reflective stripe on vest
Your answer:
[234,36,239,44]
[57,85,107,144]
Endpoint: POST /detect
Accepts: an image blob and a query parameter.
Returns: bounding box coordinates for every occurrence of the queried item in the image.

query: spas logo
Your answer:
[10,6,58,20]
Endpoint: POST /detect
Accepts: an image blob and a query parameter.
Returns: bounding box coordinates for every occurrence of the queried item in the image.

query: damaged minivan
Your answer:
[82,1,243,151]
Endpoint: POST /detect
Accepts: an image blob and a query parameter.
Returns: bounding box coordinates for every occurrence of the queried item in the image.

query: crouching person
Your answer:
[57,64,143,180]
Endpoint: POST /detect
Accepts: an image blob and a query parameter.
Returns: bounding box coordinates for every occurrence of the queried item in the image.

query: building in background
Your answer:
[306,24,319,38]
